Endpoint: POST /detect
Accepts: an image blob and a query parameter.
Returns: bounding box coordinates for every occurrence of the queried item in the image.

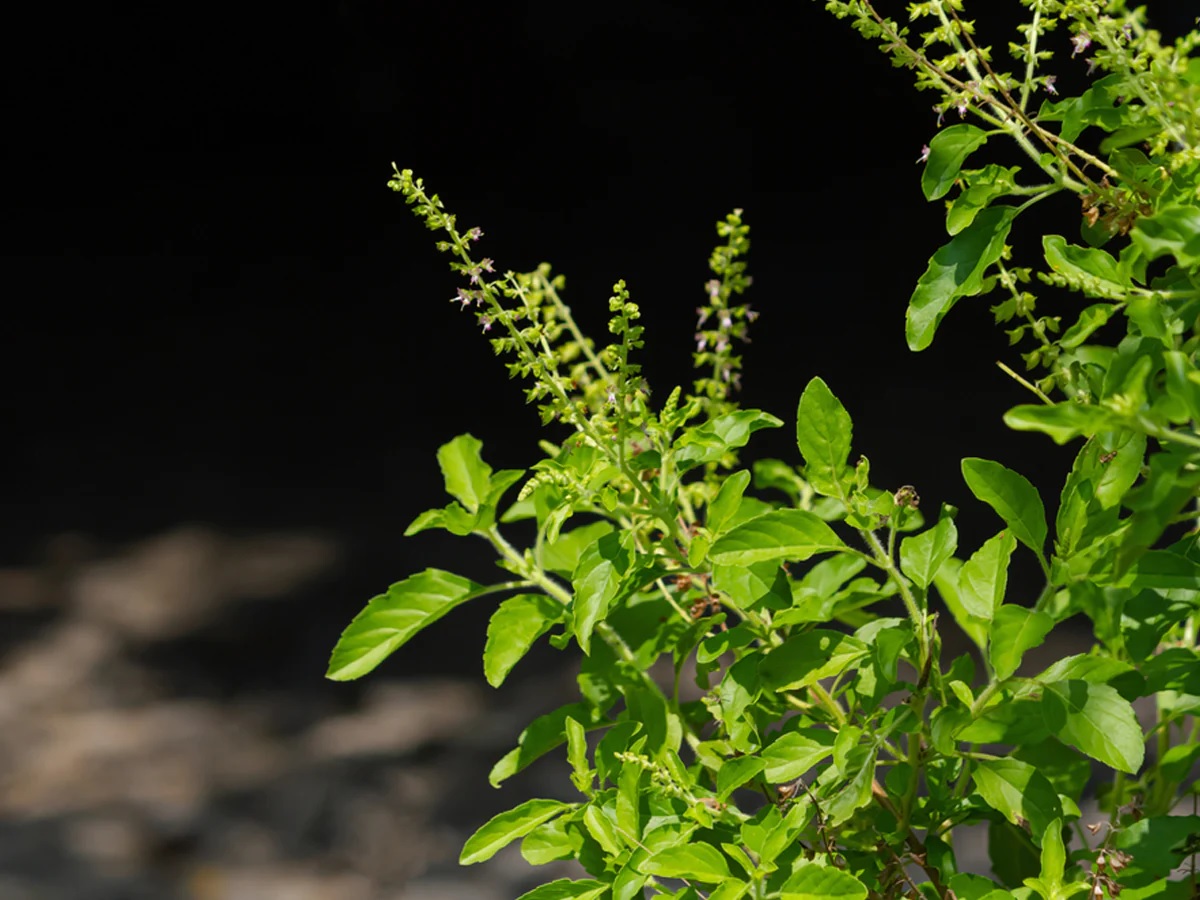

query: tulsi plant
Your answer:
[328,3,1200,898]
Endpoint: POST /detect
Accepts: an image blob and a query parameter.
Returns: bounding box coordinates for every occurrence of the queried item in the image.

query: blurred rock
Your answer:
[0,526,577,899]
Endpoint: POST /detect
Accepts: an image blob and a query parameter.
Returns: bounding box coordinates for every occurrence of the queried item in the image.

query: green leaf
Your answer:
[712,561,792,611]
[759,631,869,692]
[572,532,632,655]
[460,798,573,865]
[1042,235,1127,298]
[947,164,1019,235]
[542,522,616,578]
[825,744,877,825]
[484,593,564,687]
[961,458,1047,562]
[1042,680,1144,773]
[675,410,784,471]
[900,516,958,590]
[796,377,853,497]
[1131,204,1200,268]
[989,606,1054,680]
[922,124,989,201]
[907,207,1016,351]
[514,878,609,900]
[490,702,608,786]
[1003,403,1121,445]
[1114,815,1200,882]
[715,755,766,802]
[521,815,582,865]
[958,531,1016,621]
[709,510,848,566]
[971,759,1063,846]
[708,469,753,536]
[641,844,732,882]
[438,433,493,512]
[761,728,837,782]
[935,557,989,652]
[1058,303,1116,349]
[327,569,485,681]
[582,805,621,856]
[780,861,869,900]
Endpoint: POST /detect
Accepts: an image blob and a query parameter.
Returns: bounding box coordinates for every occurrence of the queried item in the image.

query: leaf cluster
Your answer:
[330,5,1200,900]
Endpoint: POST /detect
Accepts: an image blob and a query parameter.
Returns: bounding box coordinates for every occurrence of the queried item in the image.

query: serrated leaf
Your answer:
[572,532,631,655]
[922,124,989,201]
[709,510,848,566]
[796,377,853,497]
[989,606,1054,680]
[947,164,1019,235]
[1003,403,1121,445]
[1058,303,1116,349]
[962,458,1047,562]
[781,861,869,900]
[907,207,1016,351]
[327,569,485,681]
[675,409,784,471]
[438,433,492,512]
[484,593,564,687]
[972,759,1063,846]
[717,755,767,800]
[1042,680,1144,773]
[708,470,752,536]
[900,516,958,590]
[1043,235,1127,298]
[958,531,1016,621]
[460,798,573,865]
[582,805,621,856]
[641,844,732,882]
[1131,204,1200,268]
[759,630,869,692]
[761,728,837,782]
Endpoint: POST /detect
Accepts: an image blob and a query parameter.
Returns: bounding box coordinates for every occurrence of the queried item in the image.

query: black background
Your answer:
[4,3,1195,677]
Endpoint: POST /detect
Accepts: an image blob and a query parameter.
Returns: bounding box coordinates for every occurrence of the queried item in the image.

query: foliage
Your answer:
[329,3,1200,898]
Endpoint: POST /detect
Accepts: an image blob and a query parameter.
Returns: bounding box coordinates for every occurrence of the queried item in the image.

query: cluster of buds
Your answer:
[693,209,756,410]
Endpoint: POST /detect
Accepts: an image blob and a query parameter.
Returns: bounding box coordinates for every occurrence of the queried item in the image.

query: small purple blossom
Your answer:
[1122,23,1133,42]
[745,306,759,322]
[454,287,474,308]
[957,100,968,118]
[1045,75,1058,95]
[706,279,720,300]
[715,338,728,353]
[696,306,711,327]
[606,388,617,406]
[466,227,484,242]
[720,314,733,330]
[1071,31,1091,56]
[934,106,945,127]
[696,334,707,352]
[1087,57,1099,75]
[480,315,492,332]
[918,144,931,164]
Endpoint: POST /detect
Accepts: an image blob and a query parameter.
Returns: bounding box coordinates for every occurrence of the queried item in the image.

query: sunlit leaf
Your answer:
[327,569,485,681]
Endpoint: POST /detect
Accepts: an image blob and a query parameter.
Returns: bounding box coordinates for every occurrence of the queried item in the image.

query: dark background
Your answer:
[4,2,1195,676]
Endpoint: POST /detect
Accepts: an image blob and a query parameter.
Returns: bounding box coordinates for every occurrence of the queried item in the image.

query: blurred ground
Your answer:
[0,527,582,899]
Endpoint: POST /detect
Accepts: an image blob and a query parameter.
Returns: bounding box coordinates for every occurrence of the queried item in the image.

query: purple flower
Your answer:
[745,306,759,322]
[696,335,707,352]
[706,279,721,300]
[1087,57,1099,75]
[466,227,484,242]
[454,287,474,308]
[1045,75,1058,95]
[918,144,931,164]
[1071,31,1091,56]
[480,315,492,332]
[957,100,968,118]
[720,314,732,330]
[696,306,711,327]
